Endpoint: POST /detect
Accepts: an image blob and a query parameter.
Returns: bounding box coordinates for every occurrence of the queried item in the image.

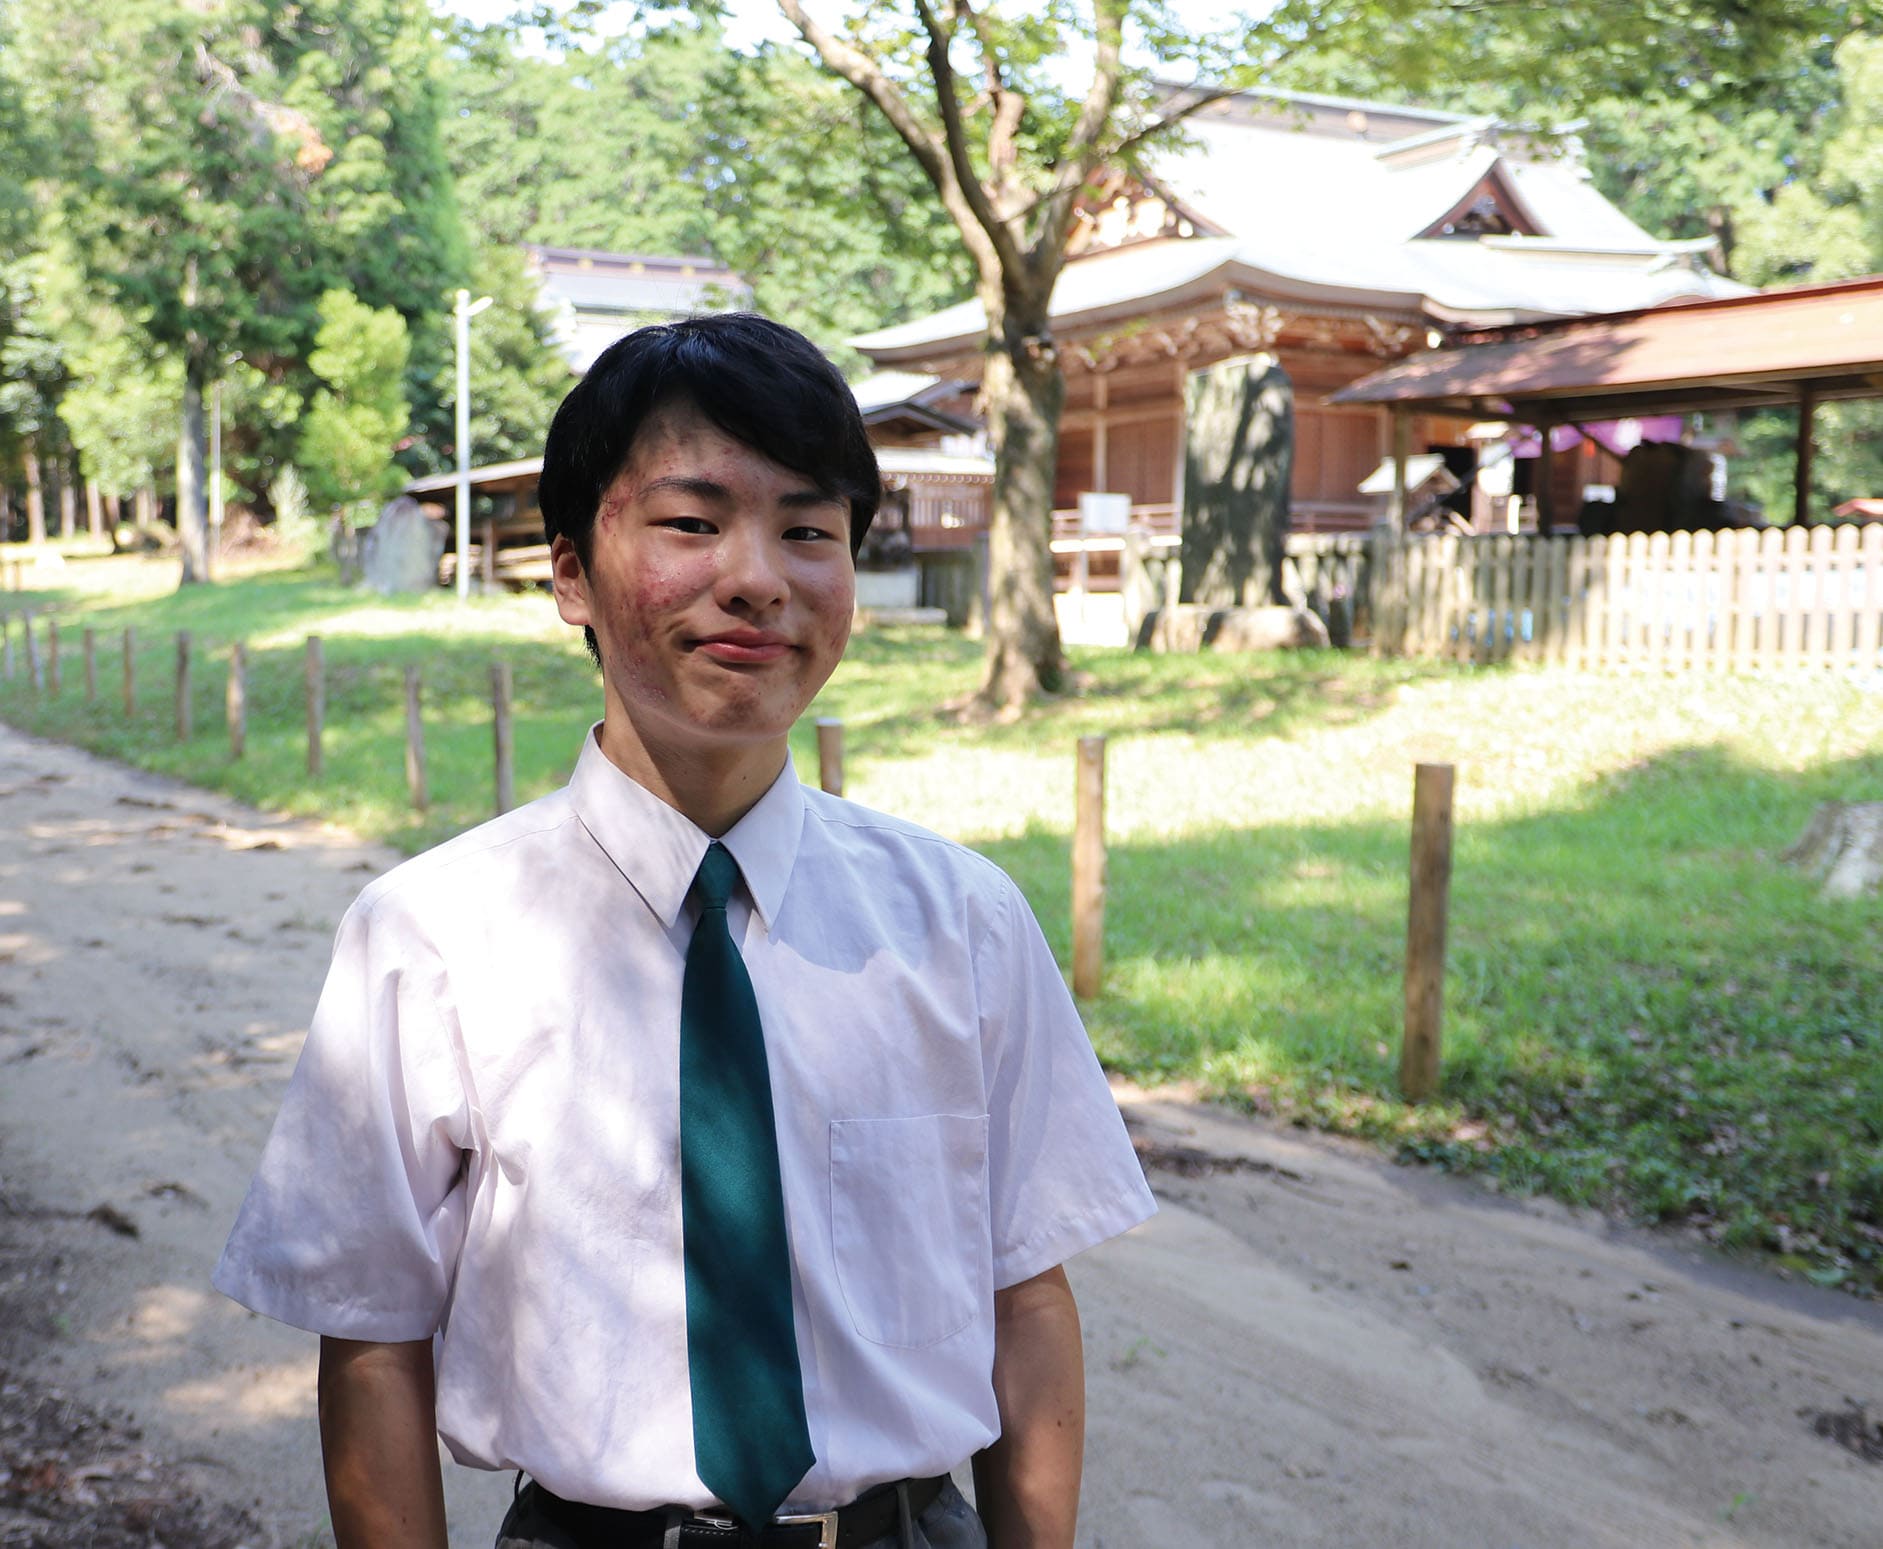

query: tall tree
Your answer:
[14,0,321,580]
[299,288,412,516]
[10,0,464,581]
[763,0,1855,708]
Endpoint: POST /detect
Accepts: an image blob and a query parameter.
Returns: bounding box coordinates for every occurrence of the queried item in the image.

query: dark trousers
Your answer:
[496,1477,987,1549]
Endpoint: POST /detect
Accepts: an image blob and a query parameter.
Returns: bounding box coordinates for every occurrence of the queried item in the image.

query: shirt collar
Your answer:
[568,726,804,934]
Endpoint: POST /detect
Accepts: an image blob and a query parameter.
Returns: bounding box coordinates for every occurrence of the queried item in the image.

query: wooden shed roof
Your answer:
[1330,275,1883,421]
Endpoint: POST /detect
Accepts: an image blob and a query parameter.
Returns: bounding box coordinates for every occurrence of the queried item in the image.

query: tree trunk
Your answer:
[23,440,45,546]
[136,486,156,532]
[57,459,76,540]
[86,480,103,539]
[177,360,211,583]
[977,295,1067,712]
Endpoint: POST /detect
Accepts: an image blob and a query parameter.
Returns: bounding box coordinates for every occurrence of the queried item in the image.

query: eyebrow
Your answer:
[640,475,844,510]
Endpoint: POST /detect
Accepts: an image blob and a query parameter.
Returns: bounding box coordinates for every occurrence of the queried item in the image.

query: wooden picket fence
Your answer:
[1370,525,1883,671]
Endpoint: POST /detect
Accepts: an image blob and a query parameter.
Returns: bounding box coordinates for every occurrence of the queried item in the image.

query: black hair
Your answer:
[539,312,880,570]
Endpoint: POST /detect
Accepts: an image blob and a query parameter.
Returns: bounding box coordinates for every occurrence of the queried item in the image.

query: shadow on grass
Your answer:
[980,742,1883,1292]
[821,633,1464,761]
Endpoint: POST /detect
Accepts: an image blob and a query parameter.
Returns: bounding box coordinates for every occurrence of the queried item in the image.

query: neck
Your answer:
[593,713,787,836]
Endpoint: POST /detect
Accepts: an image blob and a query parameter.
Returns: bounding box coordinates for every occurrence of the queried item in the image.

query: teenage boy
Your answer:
[214,313,1156,1549]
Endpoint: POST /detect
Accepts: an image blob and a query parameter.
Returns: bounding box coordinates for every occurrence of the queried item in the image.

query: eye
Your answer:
[657,516,716,535]
[785,523,842,543]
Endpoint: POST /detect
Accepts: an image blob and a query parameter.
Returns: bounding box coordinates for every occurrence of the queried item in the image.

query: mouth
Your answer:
[691,629,795,665]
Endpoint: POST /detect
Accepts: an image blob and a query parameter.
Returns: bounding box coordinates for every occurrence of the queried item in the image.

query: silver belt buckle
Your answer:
[773,1509,839,1549]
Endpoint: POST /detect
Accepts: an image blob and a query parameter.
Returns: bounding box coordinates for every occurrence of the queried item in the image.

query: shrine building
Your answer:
[850,87,1750,549]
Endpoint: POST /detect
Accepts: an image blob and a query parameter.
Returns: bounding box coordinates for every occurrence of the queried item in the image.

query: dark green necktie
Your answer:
[680,841,814,1528]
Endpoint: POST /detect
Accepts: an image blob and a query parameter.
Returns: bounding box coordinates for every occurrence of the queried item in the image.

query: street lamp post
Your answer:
[454,287,495,601]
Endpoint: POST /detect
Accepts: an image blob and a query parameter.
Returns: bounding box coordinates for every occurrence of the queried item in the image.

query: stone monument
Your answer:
[357,496,447,594]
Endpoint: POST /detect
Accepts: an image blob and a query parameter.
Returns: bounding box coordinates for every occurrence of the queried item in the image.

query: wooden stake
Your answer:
[121,627,135,715]
[22,610,39,692]
[1072,735,1107,1000]
[1,613,11,680]
[305,636,324,777]
[174,630,192,741]
[82,627,96,702]
[227,641,247,759]
[45,619,59,695]
[491,661,514,816]
[481,518,497,591]
[816,716,844,796]
[404,665,427,812]
[1401,762,1456,1103]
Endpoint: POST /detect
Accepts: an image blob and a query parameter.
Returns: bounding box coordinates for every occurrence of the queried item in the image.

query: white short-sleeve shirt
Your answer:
[214,729,1156,1513]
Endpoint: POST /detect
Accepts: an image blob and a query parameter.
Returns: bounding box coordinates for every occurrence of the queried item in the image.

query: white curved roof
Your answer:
[855,94,1750,359]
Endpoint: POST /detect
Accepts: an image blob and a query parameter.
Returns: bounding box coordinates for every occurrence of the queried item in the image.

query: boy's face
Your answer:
[552,399,855,768]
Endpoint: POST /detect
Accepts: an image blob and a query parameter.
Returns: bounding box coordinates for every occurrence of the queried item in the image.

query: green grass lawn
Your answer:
[6,549,1882,1292]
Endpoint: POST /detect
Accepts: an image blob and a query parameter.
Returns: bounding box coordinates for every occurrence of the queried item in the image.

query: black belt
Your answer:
[532,1474,949,1549]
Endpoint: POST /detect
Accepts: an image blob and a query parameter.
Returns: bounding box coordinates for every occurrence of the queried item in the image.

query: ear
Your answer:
[550,535,592,629]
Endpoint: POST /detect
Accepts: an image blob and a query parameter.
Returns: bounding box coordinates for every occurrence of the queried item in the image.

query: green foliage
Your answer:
[298,289,411,515]
[2,0,467,562]
[434,16,973,362]
[703,43,973,366]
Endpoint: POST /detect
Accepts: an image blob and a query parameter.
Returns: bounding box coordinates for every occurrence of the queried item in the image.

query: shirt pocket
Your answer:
[829,1114,991,1349]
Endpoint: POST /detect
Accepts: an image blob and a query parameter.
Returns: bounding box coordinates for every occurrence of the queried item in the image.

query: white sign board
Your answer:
[1078,491,1132,533]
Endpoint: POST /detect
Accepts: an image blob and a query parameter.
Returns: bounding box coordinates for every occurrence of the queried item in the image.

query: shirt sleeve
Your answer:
[212,888,473,1341]
[978,876,1156,1289]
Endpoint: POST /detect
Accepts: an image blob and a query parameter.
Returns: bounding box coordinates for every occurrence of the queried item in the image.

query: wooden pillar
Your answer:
[1092,375,1110,492]
[1390,407,1410,526]
[82,627,96,702]
[816,716,844,796]
[1535,425,1556,535]
[227,641,247,759]
[305,636,324,777]
[121,627,135,715]
[491,661,515,815]
[1401,763,1456,1102]
[174,631,192,741]
[481,518,497,591]
[1171,360,1188,512]
[45,620,59,695]
[1794,390,1817,528]
[1071,736,1107,1000]
[404,665,427,812]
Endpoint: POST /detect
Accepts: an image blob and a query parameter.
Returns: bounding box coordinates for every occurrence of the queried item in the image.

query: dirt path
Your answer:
[1,721,1879,1548]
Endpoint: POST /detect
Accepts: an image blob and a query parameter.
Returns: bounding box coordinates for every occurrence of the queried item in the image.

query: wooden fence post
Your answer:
[491,661,514,816]
[404,665,428,812]
[121,627,135,715]
[816,716,844,796]
[1,612,12,681]
[45,619,60,695]
[174,630,192,741]
[22,610,40,692]
[305,636,324,777]
[227,641,247,759]
[82,626,96,702]
[1401,762,1456,1103]
[1072,735,1107,1000]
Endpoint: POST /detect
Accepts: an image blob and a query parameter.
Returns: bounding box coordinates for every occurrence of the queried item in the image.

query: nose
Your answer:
[714,525,789,614]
